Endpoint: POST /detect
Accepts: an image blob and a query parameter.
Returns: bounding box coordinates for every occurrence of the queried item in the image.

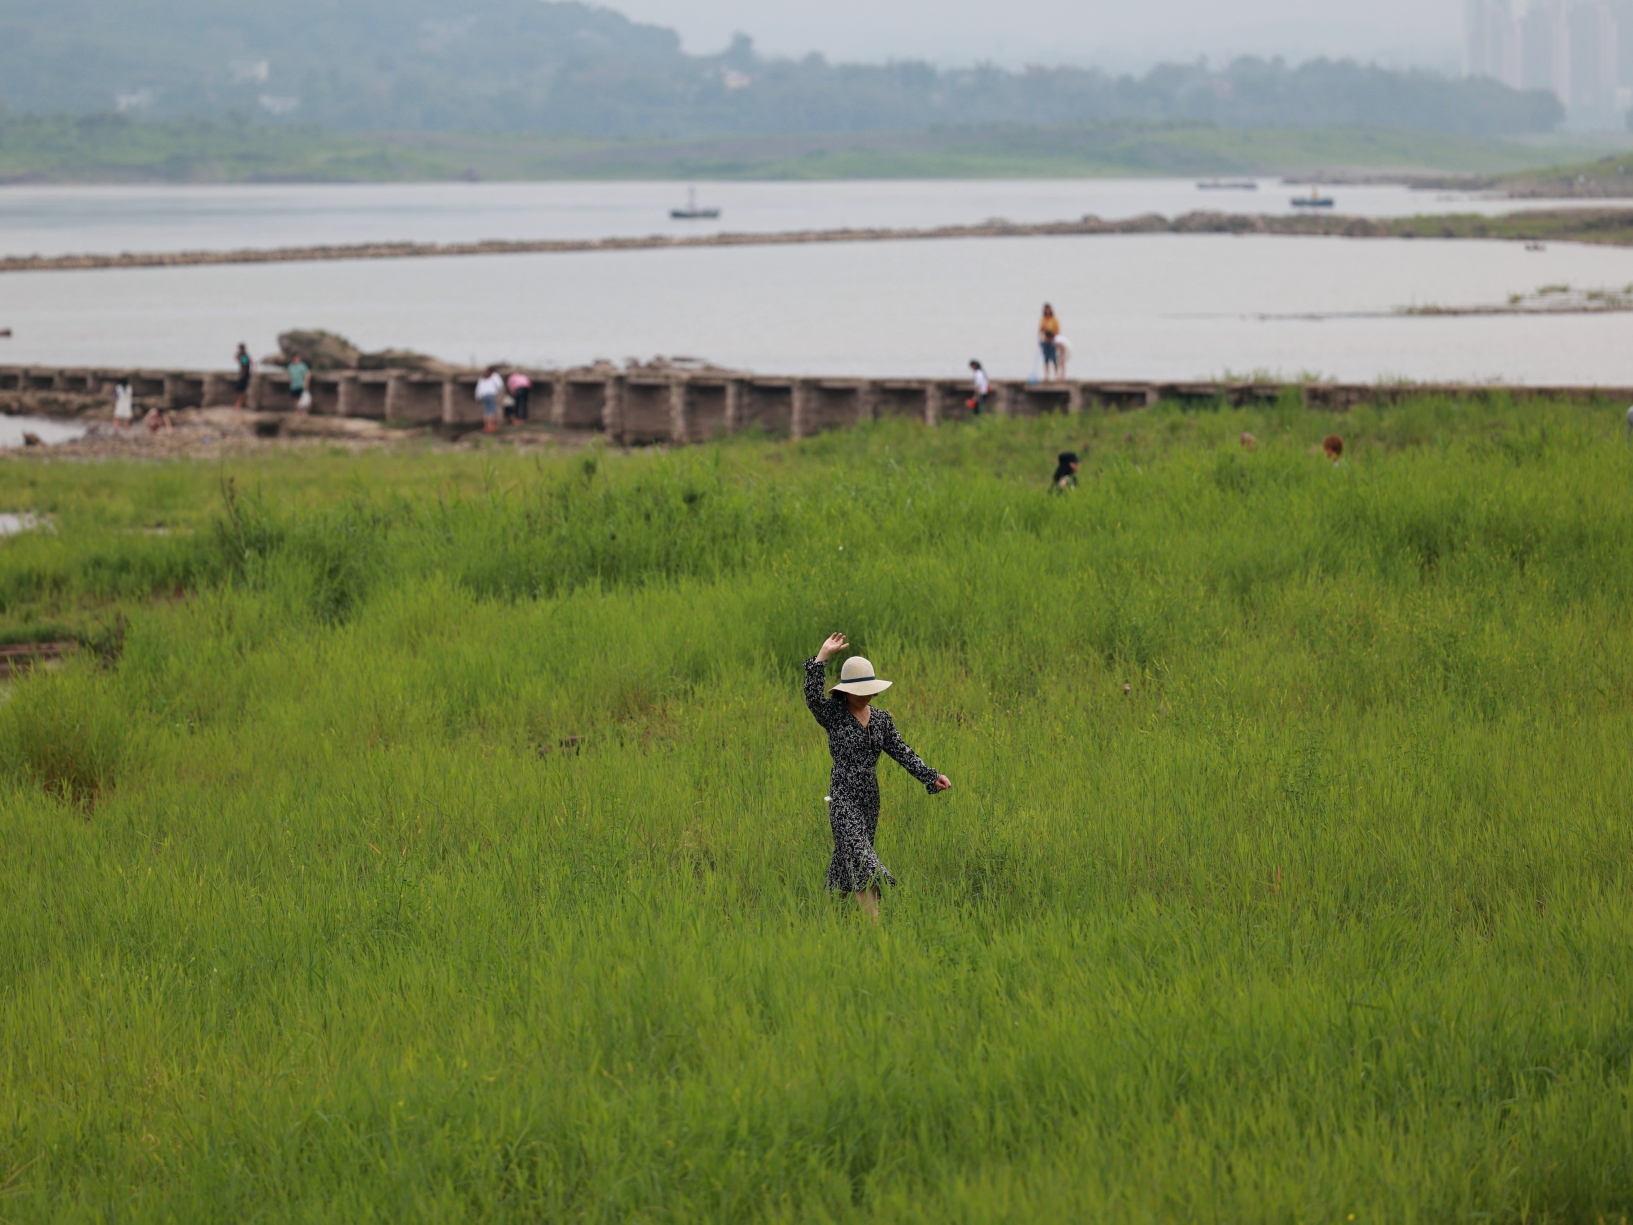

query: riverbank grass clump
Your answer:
[2,394,1631,1220]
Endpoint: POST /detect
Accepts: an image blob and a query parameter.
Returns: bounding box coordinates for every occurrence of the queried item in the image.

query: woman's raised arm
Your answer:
[804,634,847,724]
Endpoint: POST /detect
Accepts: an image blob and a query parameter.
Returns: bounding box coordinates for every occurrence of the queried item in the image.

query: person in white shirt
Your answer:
[474,368,504,433]
[967,360,991,415]
[113,381,134,428]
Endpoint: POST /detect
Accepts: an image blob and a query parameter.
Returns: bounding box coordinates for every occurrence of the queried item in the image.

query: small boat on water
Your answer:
[1290,187,1335,208]
[1197,178,1258,190]
[670,187,720,220]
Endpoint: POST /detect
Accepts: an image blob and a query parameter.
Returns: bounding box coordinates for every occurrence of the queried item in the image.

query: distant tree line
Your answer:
[0,0,1564,137]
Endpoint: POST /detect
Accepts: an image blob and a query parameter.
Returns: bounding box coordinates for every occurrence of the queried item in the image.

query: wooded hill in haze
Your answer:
[0,0,1565,137]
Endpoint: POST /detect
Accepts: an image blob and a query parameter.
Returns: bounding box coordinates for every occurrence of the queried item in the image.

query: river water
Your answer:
[0,180,1628,385]
[0,416,86,448]
[0,178,1606,259]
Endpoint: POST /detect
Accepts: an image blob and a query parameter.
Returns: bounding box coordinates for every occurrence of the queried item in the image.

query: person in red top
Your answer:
[506,370,533,424]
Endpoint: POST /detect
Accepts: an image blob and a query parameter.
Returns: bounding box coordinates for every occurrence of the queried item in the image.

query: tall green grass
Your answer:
[2,396,1631,1220]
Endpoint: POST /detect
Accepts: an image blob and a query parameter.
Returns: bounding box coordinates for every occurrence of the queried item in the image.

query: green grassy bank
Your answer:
[2,396,1632,1220]
[0,114,1599,184]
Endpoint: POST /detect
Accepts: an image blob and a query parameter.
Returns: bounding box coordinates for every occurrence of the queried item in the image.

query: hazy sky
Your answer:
[609,0,1464,73]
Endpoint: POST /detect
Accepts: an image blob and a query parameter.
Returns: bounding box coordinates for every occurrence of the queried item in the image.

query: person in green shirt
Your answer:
[287,354,310,409]
[233,343,252,408]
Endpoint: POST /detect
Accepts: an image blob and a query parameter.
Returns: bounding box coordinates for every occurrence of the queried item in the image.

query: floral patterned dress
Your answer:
[804,657,941,892]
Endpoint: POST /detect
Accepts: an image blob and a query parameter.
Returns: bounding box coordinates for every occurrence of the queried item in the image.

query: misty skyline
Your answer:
[3,0,1565,136]
[606,0,1465,73]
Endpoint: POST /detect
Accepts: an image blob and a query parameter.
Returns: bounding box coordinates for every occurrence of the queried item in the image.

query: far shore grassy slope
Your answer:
[0,114,1617,184]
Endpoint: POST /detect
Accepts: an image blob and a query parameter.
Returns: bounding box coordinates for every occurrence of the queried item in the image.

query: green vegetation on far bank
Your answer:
[2,394,1632,1219]
[1322,206,1633,245]
[0,112,1606,184]
[1497,148,1633,197]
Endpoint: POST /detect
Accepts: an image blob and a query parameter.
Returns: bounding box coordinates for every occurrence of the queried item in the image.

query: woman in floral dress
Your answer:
[805,633,951,919]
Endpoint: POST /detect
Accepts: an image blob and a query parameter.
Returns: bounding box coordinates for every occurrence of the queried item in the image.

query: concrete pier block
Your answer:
[1067,383,1085,415]
[924,382,943,427]
[385,375,406,423]
[740,381,793,436]
[621,380,671,442]
[723,379,743,435]
[790,379,812,439]
[386,377,445,424]
[669,379,690,445]
[550,375,568,428]
[351,376,390,420]
[856,381,879,424]
[560,378,606,431]
[202,373,233,406]
[305,375,343,416]
[337,375,360,418]
[604,375,625,443]
[688,381,728,440]
[444,375,483,426]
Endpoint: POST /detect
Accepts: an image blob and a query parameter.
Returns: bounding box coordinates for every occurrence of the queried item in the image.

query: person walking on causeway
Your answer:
[805,633,951,921]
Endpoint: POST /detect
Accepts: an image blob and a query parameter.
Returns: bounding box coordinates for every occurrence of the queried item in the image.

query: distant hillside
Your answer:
[0,114,1589,185]
[0,0,1565,138]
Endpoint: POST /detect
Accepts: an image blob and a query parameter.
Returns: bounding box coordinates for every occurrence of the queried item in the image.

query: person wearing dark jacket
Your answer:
[804,633,951,921]
[1050,451,1079,493]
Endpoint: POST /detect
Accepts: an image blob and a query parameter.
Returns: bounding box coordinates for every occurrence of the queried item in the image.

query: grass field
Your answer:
[0,114,1600,184]
[2,395,1632,1220]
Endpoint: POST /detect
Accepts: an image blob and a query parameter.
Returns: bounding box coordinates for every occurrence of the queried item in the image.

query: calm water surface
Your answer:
[3,231,1631,383]
[0,417,86,448]
[0,178,1605,259]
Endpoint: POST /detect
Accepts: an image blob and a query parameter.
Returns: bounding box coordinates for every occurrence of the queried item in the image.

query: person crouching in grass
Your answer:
[506,369,533,424]
[1324,434,1345,466]
[1050,450,1079,492]
[804,633,951,921]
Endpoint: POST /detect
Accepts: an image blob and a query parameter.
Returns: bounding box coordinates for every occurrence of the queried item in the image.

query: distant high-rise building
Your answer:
[1516,0,1568,96]
[1568,0,1621,110]
[1467,0,1523,85]
[1474,0,1626,122]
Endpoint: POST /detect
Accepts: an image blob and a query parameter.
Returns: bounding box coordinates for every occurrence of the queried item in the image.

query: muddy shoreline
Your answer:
[7,207,1633,274]
[0,406,587,461]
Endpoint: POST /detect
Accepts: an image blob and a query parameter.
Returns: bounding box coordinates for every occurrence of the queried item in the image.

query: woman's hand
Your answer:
[816,632,848,662]
[931,775,952,792]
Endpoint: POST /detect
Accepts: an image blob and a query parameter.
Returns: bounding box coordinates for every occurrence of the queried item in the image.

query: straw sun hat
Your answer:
[831,656,892,697]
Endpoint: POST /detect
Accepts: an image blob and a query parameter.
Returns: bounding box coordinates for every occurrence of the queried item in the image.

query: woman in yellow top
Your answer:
[1038,303,1062,381]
